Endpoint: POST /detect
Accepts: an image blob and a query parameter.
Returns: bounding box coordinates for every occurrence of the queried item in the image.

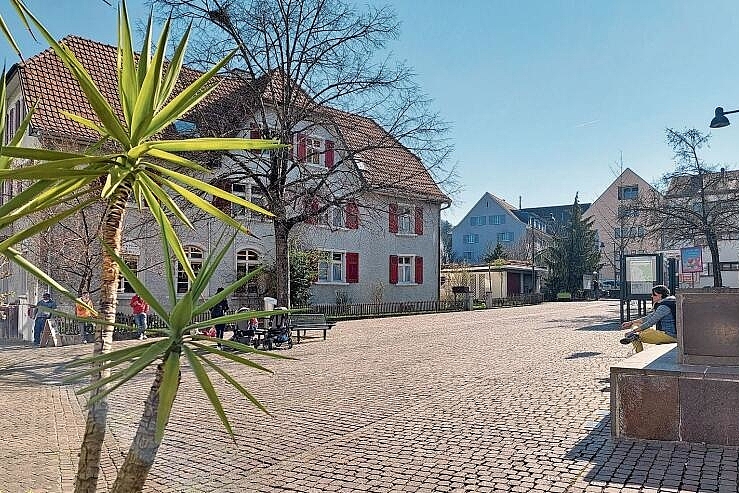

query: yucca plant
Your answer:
[0,1,283,491]
[62,228,290,492]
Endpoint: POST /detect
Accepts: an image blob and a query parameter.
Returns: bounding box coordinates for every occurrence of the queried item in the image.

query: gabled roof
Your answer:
[453,192,521,229]
[15,35,447,202]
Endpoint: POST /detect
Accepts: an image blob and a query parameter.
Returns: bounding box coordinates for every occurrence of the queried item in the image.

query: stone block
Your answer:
[677,288,739,365]
[615,373,679,441]
[611,344,739,445]
[679,377,739,445]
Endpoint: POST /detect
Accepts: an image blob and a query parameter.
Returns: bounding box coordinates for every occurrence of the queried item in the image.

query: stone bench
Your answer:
[611,343,739,445]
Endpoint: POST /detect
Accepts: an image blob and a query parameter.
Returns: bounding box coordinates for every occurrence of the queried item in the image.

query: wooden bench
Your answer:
[556,292,572,301]
[289,313,334,342]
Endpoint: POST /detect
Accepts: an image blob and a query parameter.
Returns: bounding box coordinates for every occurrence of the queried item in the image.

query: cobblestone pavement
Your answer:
[1,300,738,492]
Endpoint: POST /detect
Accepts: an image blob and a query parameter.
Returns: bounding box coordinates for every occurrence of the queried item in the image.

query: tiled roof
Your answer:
[17,35,447,202]
[666,169,739,197]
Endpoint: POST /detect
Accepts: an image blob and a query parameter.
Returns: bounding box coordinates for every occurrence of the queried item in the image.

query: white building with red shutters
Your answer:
[2,35,449,309]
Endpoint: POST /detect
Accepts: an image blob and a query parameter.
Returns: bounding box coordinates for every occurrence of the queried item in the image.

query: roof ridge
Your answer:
[21,34,117,67]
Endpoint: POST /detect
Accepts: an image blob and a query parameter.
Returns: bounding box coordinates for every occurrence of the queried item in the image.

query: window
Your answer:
[489,215,506,225]
[708,262,739,275]
[618,185,639,200]
[4,98,24,144]
[463,234,479,244]
[231,183,249,217]
[117,255,139,293]
[618,205,639,218]
[615,227,645,238]
[177,246,204,293]
[306,137,322,165]
[229,182,268,221]
[497,232,514,242]
[398,204,413,234]
[323,206,345,228]
[398,256,413,283]
[389,254,423,284]
[463,251,473,261]
[318,251,345,283]
[470,216,487,226]
[173,119,198,136]
[236,249,260,294]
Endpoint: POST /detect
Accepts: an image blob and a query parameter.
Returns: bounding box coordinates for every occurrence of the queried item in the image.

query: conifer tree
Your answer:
[543,194,601,294]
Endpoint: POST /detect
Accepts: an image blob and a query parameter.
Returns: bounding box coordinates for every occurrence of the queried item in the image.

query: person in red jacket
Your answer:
[130,293,149,340]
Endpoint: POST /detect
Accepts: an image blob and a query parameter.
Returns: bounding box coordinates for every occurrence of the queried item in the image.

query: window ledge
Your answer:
[395,233,417,237]
[396,282,418,286]
[315,281,348,285]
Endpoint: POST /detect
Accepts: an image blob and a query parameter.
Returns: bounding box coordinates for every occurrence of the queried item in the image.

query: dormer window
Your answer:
[173,119,198,136]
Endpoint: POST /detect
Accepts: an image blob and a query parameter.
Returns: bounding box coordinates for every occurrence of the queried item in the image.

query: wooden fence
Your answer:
[297,299,466,320]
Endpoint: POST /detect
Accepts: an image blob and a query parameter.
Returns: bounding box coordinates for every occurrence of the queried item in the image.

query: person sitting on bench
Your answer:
[620,284,677,353]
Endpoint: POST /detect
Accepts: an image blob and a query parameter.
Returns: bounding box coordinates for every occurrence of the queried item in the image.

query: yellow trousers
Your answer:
[632,328,677,353]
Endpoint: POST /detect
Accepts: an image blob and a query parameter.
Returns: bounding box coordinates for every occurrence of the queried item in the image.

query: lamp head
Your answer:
[710,107,731,128]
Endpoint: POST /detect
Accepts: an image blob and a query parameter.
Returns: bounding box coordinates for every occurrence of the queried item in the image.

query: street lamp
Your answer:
[710,107,739,128]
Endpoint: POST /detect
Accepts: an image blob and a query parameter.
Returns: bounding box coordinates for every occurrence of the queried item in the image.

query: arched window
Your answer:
[177,246,204,293]
[236,249,260,293]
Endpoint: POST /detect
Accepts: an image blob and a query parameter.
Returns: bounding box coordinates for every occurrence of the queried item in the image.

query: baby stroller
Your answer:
[230,307,258,347]
[260,307,293,350]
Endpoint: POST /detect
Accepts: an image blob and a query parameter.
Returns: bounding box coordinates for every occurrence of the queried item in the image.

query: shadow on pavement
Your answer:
[576,320,621,332]
[564,351,602,359]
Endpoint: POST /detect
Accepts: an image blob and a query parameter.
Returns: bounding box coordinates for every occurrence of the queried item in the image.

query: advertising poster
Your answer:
[681,247,703,273]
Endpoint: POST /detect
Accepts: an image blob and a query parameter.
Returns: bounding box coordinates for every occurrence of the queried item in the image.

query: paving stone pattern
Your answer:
[0,301,737,492]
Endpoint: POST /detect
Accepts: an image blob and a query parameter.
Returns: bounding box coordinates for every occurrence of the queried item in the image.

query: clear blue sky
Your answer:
[4,1,739,226]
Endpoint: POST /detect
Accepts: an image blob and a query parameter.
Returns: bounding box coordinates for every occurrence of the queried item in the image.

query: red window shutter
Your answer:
[346,252,359,283]
[345,200,359,229]
[415,207,424,235]
[211,179,232,214]
[249,123,261,139]
[249,124,261,154]
[415,256,424,284]
[389,203,398,233]
[325,139,335,169]
[296,133,306,162]
[389,255,398,284]
[305,198,319,224]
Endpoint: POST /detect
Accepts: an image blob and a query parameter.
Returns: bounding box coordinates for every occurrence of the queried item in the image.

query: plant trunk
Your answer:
[274,220,290,306]
[111,362,178,493]
[75,185,130,493]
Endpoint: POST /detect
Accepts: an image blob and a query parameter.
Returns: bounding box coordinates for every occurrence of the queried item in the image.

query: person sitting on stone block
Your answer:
[620,284,677,353]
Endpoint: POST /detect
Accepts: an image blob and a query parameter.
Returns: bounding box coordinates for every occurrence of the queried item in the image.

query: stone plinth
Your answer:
[611,344,739,445]
[677,288,739,365]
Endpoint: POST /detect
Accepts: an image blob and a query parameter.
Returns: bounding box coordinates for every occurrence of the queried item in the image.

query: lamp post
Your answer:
[710,107,739,128]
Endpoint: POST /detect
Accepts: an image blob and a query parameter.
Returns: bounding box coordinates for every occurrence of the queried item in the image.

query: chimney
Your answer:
[519,196,522,209]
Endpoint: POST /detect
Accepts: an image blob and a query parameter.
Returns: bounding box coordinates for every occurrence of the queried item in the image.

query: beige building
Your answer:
[583,168,661,284]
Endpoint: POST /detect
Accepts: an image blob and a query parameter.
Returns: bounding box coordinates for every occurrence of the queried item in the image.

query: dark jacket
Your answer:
[210,299,229,319]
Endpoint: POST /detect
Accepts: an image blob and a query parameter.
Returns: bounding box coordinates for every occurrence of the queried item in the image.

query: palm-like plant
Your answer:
[0,1,283,491]
[63,231,290,491]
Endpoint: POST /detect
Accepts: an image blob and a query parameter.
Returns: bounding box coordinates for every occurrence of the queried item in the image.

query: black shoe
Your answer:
[620,333,639,345]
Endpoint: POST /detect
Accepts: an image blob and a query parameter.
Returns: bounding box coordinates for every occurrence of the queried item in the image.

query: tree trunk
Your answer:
[111,361,178,493]
[274,220,290,306]
[708,233,723,287]
[75,184,130,493]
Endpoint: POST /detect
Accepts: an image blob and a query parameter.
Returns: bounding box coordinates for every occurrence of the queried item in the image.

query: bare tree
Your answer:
[637,128,739,287]
[148,0,455,304]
